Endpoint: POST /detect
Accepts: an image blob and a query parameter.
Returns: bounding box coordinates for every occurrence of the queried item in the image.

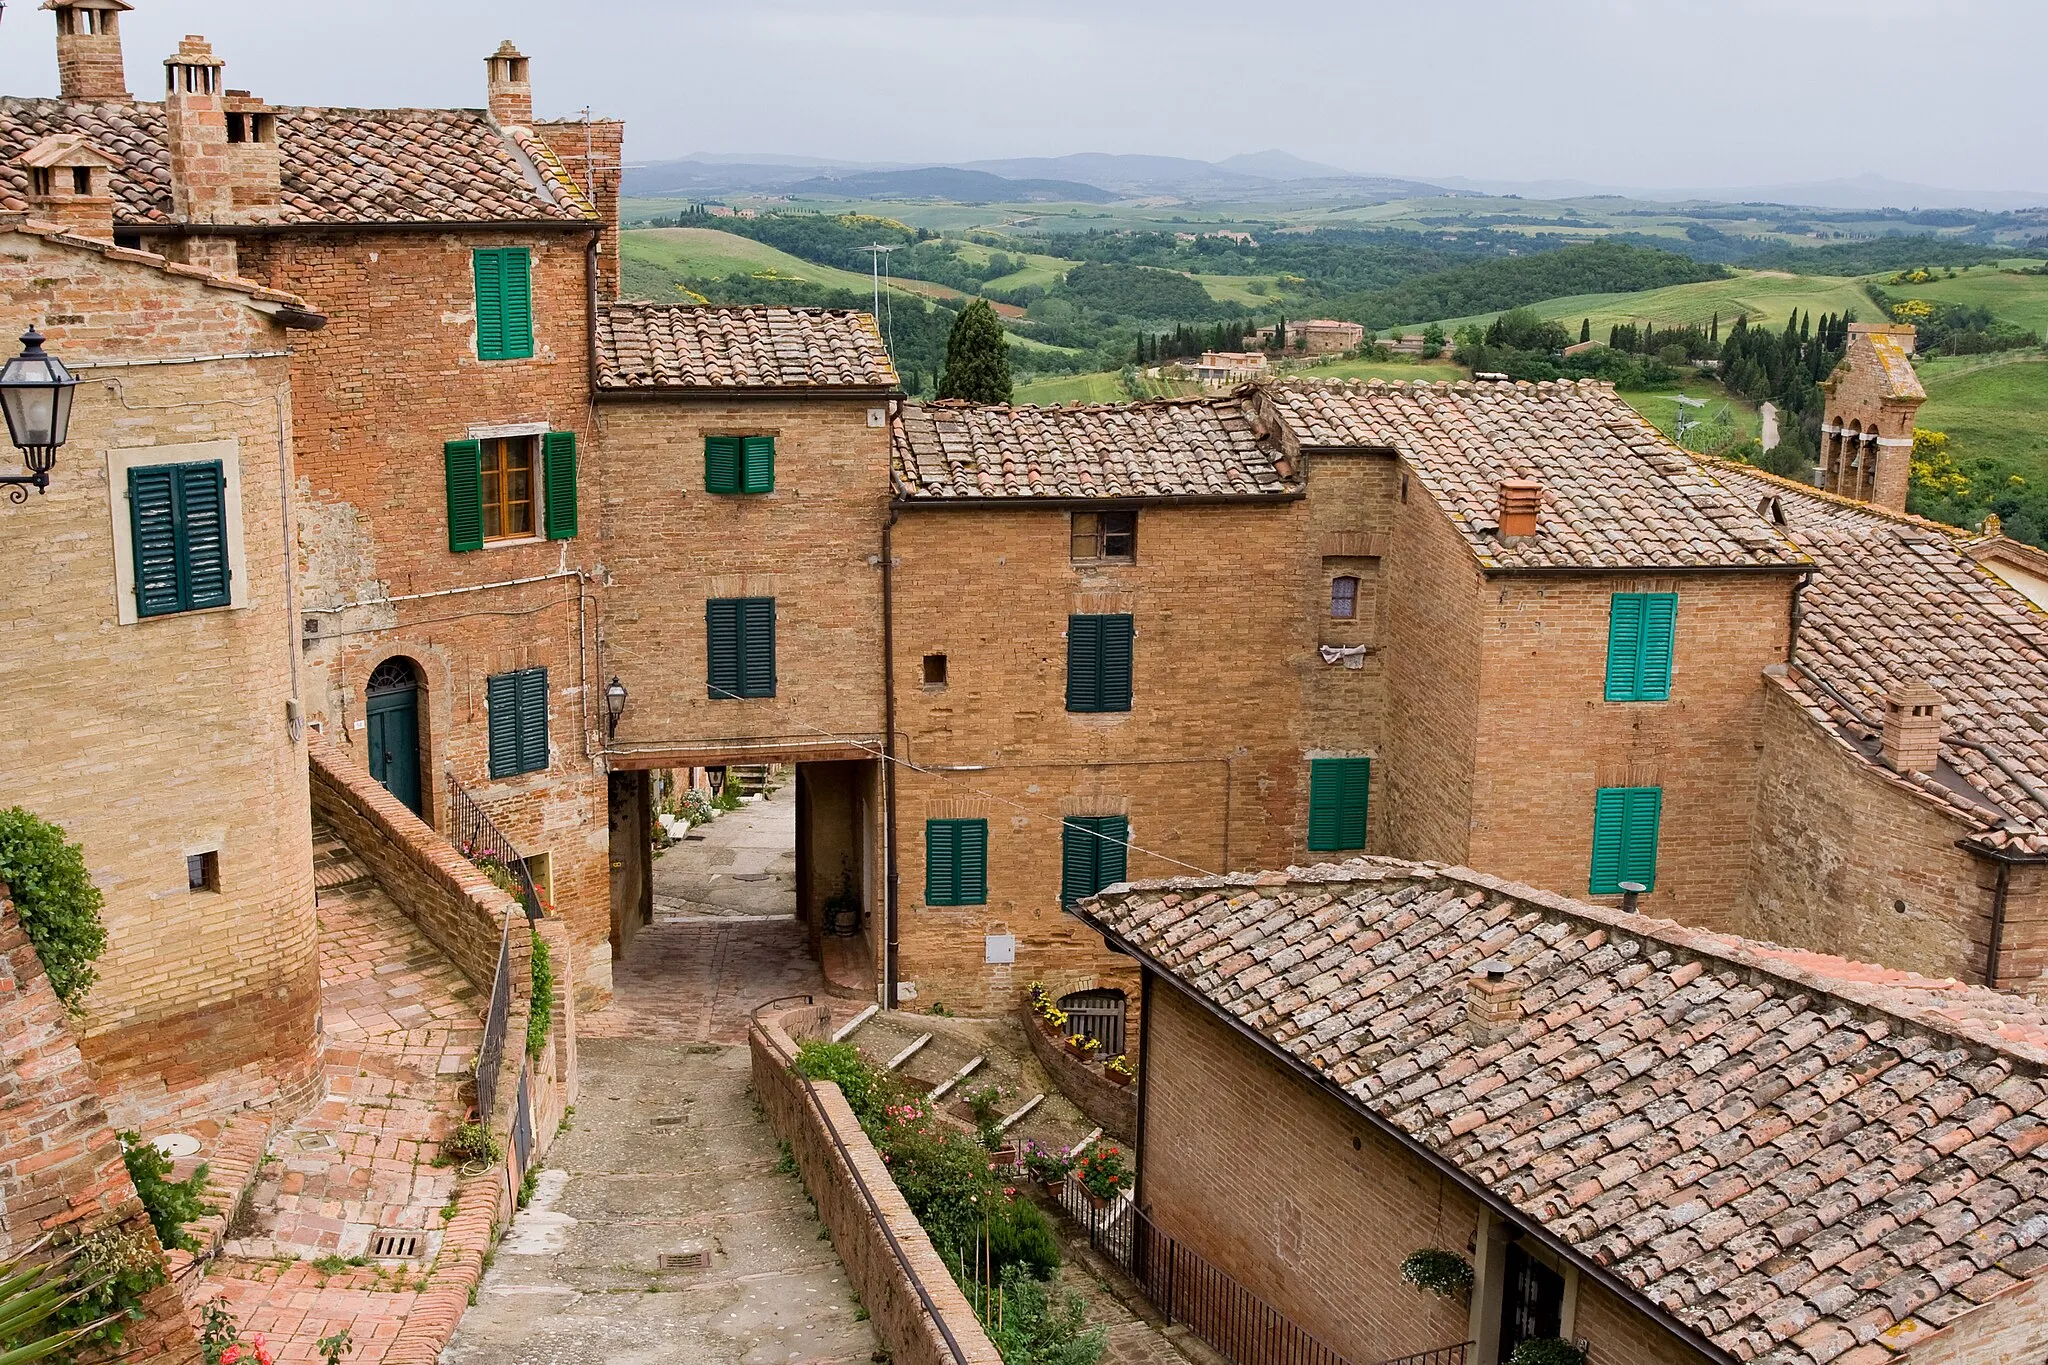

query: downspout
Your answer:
[1134,967,1154,1205]
[585,230,600,385]
[882,504,901,1009]
[1986,857,2012,989]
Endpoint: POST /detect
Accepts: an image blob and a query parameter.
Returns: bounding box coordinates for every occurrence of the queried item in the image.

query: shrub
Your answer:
[1019,1140,1072,1185]
[980,1195,1061,1281]
[1399,1247,1474,1298]
[0,1241,103,1363]
[985,1264,1107,1365]
[52,1226,167,1354]
[444,1122,502,1166]
[525,931,554,1062]
[121,1131,210,1254]
[1509,1341,1586,1365]
[713,777,743,811]
[792,1041,890,1129]
[872,1099,992,1261]
[964,1084,1003,1124]
[1072,1145,1129,1202]
[0,807,108,1009]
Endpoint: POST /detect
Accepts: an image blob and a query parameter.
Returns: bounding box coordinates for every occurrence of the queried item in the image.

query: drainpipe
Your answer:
[1133,967,1154,1205]
[1986,857,2012,989]
[882,504,901,1009]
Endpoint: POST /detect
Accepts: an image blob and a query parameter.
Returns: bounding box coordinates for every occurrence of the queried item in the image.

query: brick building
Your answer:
[1076,858,2048,1365]
[0,215,324,1127]
[0,8,630,1006]
[1818,323,1923,509]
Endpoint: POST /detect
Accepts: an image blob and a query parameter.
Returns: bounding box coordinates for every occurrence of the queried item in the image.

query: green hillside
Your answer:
[621,227,900,300]
[1421,269,1881,335]
[1919,354,2048,473]
[1873,265,2048,338]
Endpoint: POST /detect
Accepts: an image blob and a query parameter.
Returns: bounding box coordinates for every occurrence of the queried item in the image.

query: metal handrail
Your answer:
[1376,1347,1471,1365]
[447,770,544,921]
[474,912,513,1121]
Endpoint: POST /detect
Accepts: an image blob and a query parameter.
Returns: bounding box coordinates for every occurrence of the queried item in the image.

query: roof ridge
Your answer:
[1704,455,1971,539]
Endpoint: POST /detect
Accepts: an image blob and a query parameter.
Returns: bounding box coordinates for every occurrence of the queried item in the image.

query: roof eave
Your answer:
[594,382,901,401]
[888,488,1305,510]
[127,218,600,236]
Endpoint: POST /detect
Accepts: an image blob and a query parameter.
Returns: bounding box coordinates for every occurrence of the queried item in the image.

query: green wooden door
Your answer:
[367,677,422,816]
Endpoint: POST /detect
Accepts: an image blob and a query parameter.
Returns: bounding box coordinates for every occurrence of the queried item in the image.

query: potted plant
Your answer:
[978,1121,1016,1170]
[1019,1139,1072,1195]
[1508,1342,1585,1365]
[1033,1000,1067,1036]
[1064,1032,1101,1061]
[1399,1247,1474,1299]
[1103,1054,1135,1086]
[963,1084,1002,1126]
[1072,1144,1129,1209]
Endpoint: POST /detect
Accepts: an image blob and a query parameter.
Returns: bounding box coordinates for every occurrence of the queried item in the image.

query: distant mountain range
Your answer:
[622,152,2047,214]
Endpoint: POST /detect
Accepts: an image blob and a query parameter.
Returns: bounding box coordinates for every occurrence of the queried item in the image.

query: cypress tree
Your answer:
[1580,317,1591,343]
[937,299,1013,403]
[1710,312,1719,343]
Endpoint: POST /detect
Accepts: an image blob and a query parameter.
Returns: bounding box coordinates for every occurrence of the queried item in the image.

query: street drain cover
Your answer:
[658,1245,710,1271]
[292,1132,338,1153]
[732,872,771,882]
[650,1115,687,1127]
[152,1133,201,1159]
[372,1231,422,1259]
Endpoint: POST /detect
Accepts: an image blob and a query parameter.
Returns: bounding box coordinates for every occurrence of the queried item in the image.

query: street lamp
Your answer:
[0,329,79,504]
[604,676,628,738]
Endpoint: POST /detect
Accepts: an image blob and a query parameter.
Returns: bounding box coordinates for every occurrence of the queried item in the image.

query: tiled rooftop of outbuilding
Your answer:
[594,302,899,391]
[1077,857,2048,1365]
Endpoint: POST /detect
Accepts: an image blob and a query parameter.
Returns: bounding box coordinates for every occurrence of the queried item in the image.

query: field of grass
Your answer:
[1014,371,1128,405]
[948,238,1069,292]
[1917,353,2048,475]
[1287,357,1467,384]
[1616,372,1763,445]
[1869,264,2048,337]
[1418,268,1883,336]
[622,227,897,297]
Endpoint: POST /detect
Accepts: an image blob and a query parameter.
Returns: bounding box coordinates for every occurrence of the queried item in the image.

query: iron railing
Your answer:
[511,1060,534,1178]
[475,914,513,1120]
[1056,1183,1468,1365]
[448,770,543,921]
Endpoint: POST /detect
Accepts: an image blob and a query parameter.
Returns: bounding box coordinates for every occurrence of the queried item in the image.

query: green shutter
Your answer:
[1605,594,1644,700]
[740,597,776,698]
[957,820,988,905]
[501,248,534,359]
[487,672,520,778]
[1098,614,1134,712]
[543,431,578,540]
[741,436,775,494]
[1061,818,1097,907]
[129,465,183,618]
[707,599,742,700]
[1094,815,1128,891]
[176,462,231,610]
[445,439,484,552]
[1638,594,1677,701]
[516,668,549,774]
[705,435,741,494]
[474,250,505,360]
[1308,757,1370,852]
[925,820,959,905]
[1066,616,1101,712]
[1591,786,1661,895]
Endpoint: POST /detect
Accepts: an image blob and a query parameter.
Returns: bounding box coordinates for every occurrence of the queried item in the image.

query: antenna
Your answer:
[864,243,901,365]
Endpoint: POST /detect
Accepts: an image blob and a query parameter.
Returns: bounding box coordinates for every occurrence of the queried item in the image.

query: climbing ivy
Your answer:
[0,807,107,1009]
[525,930,554,1062]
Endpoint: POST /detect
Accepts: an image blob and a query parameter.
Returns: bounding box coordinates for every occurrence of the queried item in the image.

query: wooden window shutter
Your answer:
[543,431,578,540]
[1094,815,1128,890]
[740,597,777,698]
[957,819,988,905]
[1605,594,1644,701]
[925,820,957,905]
[501,248,534,359]
[1061,818,1097,907]
[1307,757,1370,852]
[175,462,231,610]
[128,464,184,618]
[486,671,521,778]
[473,249,505,360]
[705,436,741,494]
[516,668,549,774]
[706,599,742,700]
[1638,594,1677,701]
[741,436,775,494]
[1623,787,1662,889]
[1098,614,1134,711]
[1590,786,1660,894]
[1066,615,1101,712]
[444,439,484,552]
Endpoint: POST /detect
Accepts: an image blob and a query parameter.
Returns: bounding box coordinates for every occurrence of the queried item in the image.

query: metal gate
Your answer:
[1058,988,1127,1056]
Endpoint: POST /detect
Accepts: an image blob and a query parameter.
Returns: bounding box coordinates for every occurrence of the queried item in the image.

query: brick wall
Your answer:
[1901,1262,2048,1363]
[534,119,622,298]
[751,1007,1004,1365]
[233,226,615,1007]
[1018,1004,1136,1140]
[0,231,319,1129]
[1742,678,2026,989]
[1141,983,1707,1365]
[0,888,201,1363]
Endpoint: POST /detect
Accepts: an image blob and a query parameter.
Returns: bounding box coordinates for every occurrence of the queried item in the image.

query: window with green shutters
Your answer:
[1066,614,1134,713]
[542,431,577,539]
[473,247,534,361]
[705,435,774,494]
[706,597,776,699]
[925,819,988,906]
[1307,757,1371,852]
[1605,592,1678,701]
[486,667,549,778]
[445,432,577,550]
[128,460,232,618]
[1589,786,1662,895]
[1061,815,1129,907]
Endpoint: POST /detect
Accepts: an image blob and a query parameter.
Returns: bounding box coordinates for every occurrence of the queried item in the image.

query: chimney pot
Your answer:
[15,133,118,241]
[487,40,534,126]
[47,0,133,102]
[1466,964,1523,1042]
[1497,478,1542,539]
[1881,681,1944,775]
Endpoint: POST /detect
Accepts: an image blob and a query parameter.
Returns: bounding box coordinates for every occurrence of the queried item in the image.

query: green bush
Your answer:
[1509,1341,1586,1365]
[981,1195,1061,1281]
[0,808,108,1008]
[984,1264,1107,1365]
[121,1131,210,1254]
[873,1105,991,1261]
[50,1226,166,1354]
[792,1041,890,1129]
[1398,1246,1473,1298]
[525,931,554,1062]
[444,1121,502,1166]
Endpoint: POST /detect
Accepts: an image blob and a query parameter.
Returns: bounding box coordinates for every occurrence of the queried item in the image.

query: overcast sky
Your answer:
[2,0,2041,193]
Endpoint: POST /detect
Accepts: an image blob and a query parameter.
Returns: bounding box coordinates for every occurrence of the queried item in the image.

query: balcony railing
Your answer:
[447,770,543,922]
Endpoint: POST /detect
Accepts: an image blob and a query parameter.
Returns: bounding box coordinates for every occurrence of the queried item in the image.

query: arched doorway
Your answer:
[366,657,423,816]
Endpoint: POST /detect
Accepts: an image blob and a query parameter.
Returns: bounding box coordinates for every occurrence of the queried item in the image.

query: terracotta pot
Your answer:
[1065,1039,1095,1060]
[1041,1176,1066,1198]
[1104,1069,1132,1087]
[1084,1189,1111,1211]
[990,1146,1017,1168]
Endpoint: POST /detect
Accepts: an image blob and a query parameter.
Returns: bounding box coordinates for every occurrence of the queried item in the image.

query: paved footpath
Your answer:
[653,786,797,920]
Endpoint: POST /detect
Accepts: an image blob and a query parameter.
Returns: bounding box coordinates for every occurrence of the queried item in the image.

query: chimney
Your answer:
[487,41,533,125]
[47,0,132,102]
[160,36,239,275]
[535,113,626,298]
[221,90,284,222]
[1497,478,1542,539]
[16,134,118,241]
[1465,964,1522,1043]
[1881,681,1944,774]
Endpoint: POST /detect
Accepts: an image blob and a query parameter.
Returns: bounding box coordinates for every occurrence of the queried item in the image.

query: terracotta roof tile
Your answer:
[1717,467,2048,855]
[0,212,310,308]
[891,396,1296,500]
[594,301,898,391]
[0,97,592,225]
[1266,377,1808,571]
[1078,859,2048,1365]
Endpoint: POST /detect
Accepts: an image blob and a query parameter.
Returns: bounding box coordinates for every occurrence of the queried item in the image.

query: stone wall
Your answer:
[1017,1005,1136,1142]
[0,228,319,1130]
[0,888,200,1363]
[751,1008,1003,1365]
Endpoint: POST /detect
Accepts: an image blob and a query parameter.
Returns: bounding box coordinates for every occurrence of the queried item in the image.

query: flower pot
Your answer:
[1104,1069,1132,1087]
[990,1146,1017,1168]
[1041,1176,1066,1198]
[1065,1039,1094,1060]
[1084,1189,1111,1211]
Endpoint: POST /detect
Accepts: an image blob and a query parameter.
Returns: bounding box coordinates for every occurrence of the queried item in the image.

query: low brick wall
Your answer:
[1020,1008,1137,1143]
[751,1008,1002,1365]
[381,1168,508,1365]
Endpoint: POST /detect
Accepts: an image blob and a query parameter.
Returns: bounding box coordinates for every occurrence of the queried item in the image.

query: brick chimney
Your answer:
[536,114,626,298]
[1497,478,1542,539]
[160,36,239,275]
[46,0,132,102]
[221,90,284,221]
[1881,681,1944,774]
[1465,964,1522,1043]
[487,41,533,125]
[16,134,117,241]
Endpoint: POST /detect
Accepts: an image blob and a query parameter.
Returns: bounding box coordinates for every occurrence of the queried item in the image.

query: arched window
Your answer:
[1330,575,1359,620]
[1058,988,1127,1056]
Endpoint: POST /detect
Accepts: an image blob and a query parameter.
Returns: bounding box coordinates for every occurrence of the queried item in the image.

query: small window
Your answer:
[923,653,948,687]
[704,435,774,495]
[187,851,220,893]
[71,166,92,195]
[486,668,550,778]
[1330,576,1359,619]
[480,436,535,542]
[227,112,247,144]
[113,232,142,250]
[28,167,50,197]
[1071,510,1136,563]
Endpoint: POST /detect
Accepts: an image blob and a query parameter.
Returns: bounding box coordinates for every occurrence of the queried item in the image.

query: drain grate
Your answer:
[731,872,771,882]
[657,1245,710,1271]
[371,1231,421,1259]
[650,1114,687,1128]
